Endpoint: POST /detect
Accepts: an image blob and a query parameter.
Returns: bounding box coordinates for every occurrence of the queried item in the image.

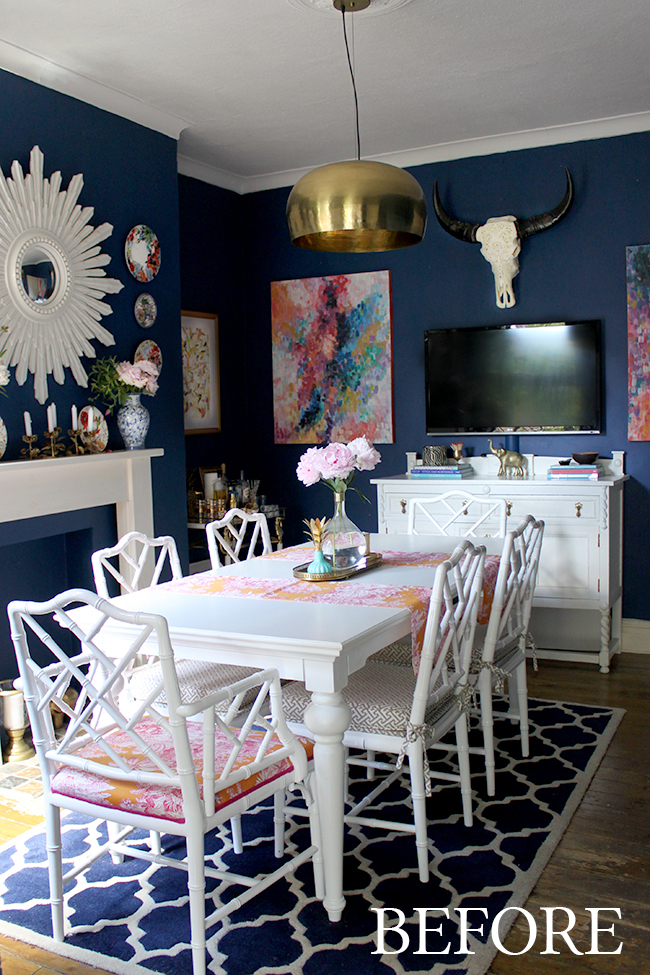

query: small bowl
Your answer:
[572,452,599,465]
[558,458,571,466]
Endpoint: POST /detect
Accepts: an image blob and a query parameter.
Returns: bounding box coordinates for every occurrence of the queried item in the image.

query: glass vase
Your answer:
[322,492,367,570]
[117,393,150,450]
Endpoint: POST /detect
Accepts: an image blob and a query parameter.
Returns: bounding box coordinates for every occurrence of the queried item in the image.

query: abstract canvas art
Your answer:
[271,271,393,444]
[627,244,650,440]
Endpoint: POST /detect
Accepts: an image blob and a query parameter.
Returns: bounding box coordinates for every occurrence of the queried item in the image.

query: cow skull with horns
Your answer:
[432,169,574,308]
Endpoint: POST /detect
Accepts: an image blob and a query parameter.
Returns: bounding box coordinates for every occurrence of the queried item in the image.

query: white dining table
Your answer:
[91,533,500,922]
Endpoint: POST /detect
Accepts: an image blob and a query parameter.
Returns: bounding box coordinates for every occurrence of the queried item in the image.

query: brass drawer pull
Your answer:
[400,499,407,515]
[575,502,583,518]
[506,501,513,516]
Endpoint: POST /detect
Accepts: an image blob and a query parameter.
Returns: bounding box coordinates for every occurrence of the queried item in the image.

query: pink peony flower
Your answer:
[317,442,356,480]
[296,446,323,486]
[116,360,159,396]
[348,436,381,471]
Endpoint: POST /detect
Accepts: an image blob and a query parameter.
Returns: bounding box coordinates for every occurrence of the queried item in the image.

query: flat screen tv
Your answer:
[425,320,602,436]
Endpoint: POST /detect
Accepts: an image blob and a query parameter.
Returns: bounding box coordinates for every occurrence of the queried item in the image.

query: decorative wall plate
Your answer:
[125,225,161,282]
[79,405,108,453]
[134,293,157,328]
[0,146,123,404]
[0,418,6,459]
[135,339,162,374]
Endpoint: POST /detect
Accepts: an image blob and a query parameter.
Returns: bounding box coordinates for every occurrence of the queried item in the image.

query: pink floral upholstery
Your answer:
[51,718,313,823]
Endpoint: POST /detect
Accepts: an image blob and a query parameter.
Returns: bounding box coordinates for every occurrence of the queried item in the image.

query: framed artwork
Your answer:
[627,245,650,440]
[271,271,394,444]
[181,311,221,435]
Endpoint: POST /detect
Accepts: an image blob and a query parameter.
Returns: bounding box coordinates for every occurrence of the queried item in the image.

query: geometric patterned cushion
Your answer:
[469,625,520,674]
[368,638,412,666]
[50,717,314,824]
[129,658,260,708]
[282,663,457,738]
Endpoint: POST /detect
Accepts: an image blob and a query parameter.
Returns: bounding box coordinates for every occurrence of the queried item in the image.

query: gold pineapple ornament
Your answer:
[303,517,333,574]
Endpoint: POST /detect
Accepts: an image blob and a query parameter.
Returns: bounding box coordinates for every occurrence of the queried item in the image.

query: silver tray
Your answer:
[293,551,383,582]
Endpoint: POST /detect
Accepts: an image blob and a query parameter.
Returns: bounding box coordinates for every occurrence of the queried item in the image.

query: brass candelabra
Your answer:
[20,434,40,460]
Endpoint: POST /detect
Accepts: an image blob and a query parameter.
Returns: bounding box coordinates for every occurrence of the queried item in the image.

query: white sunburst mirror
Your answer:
[0,146,123,403]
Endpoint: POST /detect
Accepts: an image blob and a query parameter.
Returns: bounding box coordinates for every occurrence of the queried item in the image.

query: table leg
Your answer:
[303,689,351,922]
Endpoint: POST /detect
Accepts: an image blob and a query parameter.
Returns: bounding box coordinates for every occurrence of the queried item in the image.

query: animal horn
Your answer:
[516,168,573,239]
[432,181,480,243]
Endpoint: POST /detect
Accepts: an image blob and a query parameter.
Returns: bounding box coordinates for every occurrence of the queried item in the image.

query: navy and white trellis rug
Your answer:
[0,698,624,975]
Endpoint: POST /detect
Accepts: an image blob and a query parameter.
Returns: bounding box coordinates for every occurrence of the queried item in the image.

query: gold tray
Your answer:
[293,552,383,582]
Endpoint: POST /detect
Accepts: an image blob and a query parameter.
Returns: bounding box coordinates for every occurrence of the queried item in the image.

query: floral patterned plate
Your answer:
[134,293,157,328]
[135,339,162,374]
[79,405,108,453]
[0,417,6,459]
[125,225,161,283]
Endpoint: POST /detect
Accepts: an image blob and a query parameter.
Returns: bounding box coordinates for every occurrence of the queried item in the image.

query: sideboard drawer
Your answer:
[506,495,599,523]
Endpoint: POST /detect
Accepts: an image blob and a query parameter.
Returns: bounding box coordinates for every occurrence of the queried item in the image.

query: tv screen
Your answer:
[425,321,602,436]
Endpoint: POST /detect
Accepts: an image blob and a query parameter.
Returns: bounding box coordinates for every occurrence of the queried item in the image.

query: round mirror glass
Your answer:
[20,245,56,303]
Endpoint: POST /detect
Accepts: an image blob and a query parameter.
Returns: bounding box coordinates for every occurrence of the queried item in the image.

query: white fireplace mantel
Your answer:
[0,449,164,539]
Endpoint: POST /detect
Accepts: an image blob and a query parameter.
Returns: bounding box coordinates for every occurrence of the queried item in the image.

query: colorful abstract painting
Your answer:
[271,271,393,444]
[627,245,650,440]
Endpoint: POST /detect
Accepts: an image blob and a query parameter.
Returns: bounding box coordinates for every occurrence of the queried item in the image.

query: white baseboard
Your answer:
[622,618,650,654]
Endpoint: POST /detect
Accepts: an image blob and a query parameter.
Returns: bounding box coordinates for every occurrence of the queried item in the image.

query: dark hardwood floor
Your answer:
[488,651,650,973]
[0,652,648,975]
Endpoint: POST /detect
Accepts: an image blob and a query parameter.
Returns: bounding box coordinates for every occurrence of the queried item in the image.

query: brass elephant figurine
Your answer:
[488,439,526,477]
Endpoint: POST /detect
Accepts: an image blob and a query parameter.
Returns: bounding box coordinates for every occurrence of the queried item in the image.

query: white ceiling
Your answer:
[1,0,649,194]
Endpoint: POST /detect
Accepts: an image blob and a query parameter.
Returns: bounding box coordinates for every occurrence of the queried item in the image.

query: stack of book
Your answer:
[410,463,474,479]
[547,463,602,480]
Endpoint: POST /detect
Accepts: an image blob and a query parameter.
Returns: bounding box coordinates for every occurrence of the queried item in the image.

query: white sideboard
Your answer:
[372,453,628,672]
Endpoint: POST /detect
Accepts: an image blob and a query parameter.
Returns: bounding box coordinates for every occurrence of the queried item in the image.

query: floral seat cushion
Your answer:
[51,718,313,823]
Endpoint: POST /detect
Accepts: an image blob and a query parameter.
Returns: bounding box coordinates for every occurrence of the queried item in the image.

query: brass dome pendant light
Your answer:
[286,0,427,252]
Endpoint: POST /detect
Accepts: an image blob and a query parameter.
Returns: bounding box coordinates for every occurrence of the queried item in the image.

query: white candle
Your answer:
[23,411,32,437]
[71,405,78,431]
[1,689,25,730]
[51,403,57,430]
[47,405,54,432]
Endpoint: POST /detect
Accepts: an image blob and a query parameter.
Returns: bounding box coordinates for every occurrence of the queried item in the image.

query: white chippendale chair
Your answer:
[468,515,545,796]
[92,530,260,853]
[91,532,258,708]
[408,491,508,538]
[281,540,486,883]
[91,530,183,596]
[7,589,323,975]
[370,491,507,671]
[205,509,273,568]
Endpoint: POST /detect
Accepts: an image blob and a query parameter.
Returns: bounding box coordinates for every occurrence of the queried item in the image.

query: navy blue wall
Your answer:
[178,177,246,479]
[182,132,650,620]
[0,69,188,673]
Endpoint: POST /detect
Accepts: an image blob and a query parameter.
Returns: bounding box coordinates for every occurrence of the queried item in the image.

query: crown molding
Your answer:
[2,37,649,193]
[176,155,249,195]
[0,38,187,139]
[180,110,650,195]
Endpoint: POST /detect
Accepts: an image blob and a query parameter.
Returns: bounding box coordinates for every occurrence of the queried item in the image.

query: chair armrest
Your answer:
[175,667,280,718]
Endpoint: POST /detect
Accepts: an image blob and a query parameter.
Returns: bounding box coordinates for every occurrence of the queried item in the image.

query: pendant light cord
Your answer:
[341,10,361,161]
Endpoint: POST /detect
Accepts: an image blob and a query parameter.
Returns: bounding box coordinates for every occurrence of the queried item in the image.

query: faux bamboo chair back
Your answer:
[411,538,487,711]
[205,508,272,568]
[480,516,545,667]
[91,530,182,596]
[408,491,508,538]
[471,515,545,796]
